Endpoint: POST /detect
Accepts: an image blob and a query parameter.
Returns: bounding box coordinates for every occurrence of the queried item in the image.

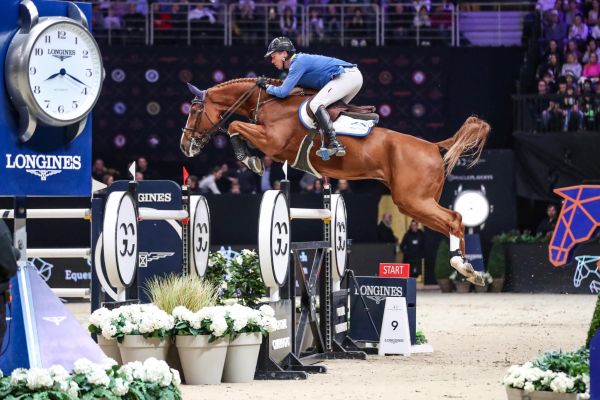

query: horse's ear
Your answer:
[187,82,206,101]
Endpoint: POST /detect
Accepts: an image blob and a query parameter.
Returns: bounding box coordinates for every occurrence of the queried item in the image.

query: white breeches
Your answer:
[309,67,363,113]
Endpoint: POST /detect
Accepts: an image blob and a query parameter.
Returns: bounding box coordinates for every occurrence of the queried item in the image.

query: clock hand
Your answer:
[64,72,90,87]
[45,72,62,81]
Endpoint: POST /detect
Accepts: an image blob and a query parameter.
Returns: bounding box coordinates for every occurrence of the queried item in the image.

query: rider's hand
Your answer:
[256,77,269,89]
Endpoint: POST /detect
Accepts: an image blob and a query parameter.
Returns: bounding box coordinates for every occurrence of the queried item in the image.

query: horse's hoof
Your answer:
[247,157,264,176]
[467,272,486,287]
[450,256,476,277]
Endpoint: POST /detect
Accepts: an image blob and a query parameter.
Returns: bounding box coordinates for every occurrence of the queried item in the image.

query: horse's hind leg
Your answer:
[398,199,485,286]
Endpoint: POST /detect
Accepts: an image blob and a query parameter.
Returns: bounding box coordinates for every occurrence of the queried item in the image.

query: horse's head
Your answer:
[180,83,221,157]
[549,185,600,266]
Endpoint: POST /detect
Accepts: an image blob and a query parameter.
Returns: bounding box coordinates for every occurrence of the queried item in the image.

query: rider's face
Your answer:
[270,51,287,70]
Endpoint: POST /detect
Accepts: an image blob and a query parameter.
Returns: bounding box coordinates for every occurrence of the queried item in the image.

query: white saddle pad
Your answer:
[297,100,375,137]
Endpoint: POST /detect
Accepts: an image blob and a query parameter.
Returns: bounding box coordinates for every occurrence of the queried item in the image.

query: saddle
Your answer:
[307,98,379,124]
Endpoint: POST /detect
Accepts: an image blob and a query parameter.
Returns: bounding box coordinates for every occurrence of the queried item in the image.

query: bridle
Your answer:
[182,85,262,155]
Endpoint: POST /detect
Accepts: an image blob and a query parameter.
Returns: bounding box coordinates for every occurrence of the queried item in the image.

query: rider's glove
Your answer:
[256,77,269,89]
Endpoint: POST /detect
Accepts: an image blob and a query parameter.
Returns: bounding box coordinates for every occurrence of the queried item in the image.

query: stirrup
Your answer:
[315,146,336,160]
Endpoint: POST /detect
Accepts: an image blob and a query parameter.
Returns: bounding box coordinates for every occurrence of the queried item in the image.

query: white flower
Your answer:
[235,255,243,264]
[10,368,28,385]
[210,315,228,337]
[524,382,535,392]
[67,381,80,397]
[241,249,256,256]
[222,298,238,306]
[73,358,94,375]
[26,368,54,390]
[0,369,3,378]
[143,358,173,387]
[89,307,113,328]
[170,368,181,385]
[121,361,144,382]
[227,304,251,332]
[259,305,275,317]
[101,324,118,340]
[113,378,129,396]
[86,365,110,387]
[173,306,194,322]
[550,372,575,393]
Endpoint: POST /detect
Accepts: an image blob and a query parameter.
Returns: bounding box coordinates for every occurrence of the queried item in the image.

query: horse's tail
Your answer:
[437,116,490,176]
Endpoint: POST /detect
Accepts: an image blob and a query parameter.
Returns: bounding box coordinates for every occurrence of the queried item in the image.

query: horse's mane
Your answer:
[213,77,283,89]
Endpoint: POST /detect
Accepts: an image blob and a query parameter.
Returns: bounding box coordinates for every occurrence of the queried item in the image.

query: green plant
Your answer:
[206,251,228,290]
[434,239,453,280]
[144,273,218,313]
[486,237,506,278]
[586,292,600,348]
[224,249,267,307]
[504,348,590,395]
[533,348,589,378]
[415,330,427,345]
[0,358,182,400]
[495,230,548,244]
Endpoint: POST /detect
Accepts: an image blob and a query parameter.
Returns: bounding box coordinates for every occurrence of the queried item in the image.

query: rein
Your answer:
[183,83,308,154]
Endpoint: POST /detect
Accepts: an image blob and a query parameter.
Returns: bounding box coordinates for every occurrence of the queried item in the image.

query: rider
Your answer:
[257,37,363,158]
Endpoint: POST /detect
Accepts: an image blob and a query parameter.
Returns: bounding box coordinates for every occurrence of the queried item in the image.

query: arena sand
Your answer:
[68,292,596,400]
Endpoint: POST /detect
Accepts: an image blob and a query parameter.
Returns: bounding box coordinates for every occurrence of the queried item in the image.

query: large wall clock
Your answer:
[5,0,104,142]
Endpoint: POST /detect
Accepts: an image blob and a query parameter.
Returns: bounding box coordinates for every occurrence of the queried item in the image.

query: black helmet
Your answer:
[264,37,296,58]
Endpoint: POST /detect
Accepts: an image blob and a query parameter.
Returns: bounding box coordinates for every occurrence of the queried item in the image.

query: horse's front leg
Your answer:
[228,121,270,175]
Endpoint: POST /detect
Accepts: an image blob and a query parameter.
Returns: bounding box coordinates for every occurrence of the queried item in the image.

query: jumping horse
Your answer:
[180,78,490,285]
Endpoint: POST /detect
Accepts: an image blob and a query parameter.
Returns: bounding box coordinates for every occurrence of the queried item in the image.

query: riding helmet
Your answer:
[264,37,296,58]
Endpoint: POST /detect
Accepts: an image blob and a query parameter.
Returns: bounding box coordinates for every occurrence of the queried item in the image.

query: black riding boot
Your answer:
[314,106,345,158]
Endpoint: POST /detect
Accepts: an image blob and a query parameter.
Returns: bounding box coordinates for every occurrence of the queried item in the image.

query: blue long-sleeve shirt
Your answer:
[266,53,355,98]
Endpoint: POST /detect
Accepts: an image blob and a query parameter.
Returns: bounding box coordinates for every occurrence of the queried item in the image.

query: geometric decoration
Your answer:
[549,185,600,266]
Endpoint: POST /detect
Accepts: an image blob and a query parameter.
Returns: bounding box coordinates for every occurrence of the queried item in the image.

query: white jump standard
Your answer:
[256,174,366,380]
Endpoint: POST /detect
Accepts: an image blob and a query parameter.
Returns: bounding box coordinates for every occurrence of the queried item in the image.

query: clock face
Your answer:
[453,190,490,228]
[27,21,103,122]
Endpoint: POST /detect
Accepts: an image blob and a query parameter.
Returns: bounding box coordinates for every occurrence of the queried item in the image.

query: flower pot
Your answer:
[118,335,170,364]
[97,336,122,364]
[506,387,524,400]
[437,278,453,293]
[222,332,262,383]
[505,387,579,400]
[176,335,229,385]
[474,284,489,293]
[454,281,471,293]
[530,391,578,400]
[490,278,505,293]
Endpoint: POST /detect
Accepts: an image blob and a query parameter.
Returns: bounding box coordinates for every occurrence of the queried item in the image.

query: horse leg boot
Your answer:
[449,234,485,286]
[314,106,346,158]
[229,134,264,175]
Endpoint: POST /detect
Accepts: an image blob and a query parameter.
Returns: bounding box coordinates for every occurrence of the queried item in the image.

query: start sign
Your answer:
[379,263,410,278]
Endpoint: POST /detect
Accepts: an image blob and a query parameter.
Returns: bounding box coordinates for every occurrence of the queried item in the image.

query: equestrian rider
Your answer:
[257,37,363,158]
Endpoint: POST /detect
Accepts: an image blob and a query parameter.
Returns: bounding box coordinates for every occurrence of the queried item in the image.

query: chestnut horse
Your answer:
[180,78,490,285]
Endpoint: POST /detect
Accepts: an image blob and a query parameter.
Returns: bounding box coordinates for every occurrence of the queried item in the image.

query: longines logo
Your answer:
[49,49,76,61]
[138,193,172,203]
[5,154,82,181]
[353,285,404,304]
[139,252,175,268]
[42,316,67,326]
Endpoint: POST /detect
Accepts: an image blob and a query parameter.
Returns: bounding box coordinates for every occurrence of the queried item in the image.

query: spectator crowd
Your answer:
[90,0,454,46]
[534,0,600,131]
